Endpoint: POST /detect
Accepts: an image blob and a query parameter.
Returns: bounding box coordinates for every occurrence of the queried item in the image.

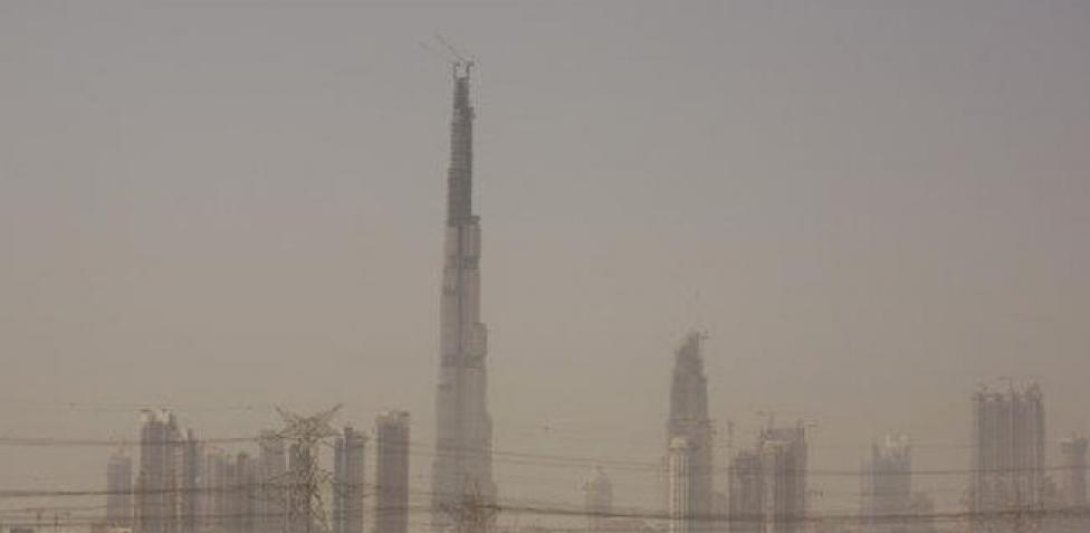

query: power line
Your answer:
[1,433,1086,477]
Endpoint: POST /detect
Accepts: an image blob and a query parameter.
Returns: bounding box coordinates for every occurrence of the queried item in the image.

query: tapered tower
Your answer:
[666,332,714,533]
[432,61,497,531]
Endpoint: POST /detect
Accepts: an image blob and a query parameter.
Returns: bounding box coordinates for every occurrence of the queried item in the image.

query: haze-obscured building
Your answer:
[203,448,255,533]
[333,426,366,533]
[1059,434,1087,507]
[582,467,613,533]
[106,450,134,528]
[180,430,201,533]
[431,62,497,532]
[375,411,410,533]
[860,434,911,533]
[728,423,808,533]
[669,438,696,533]
[666,332,714,533]
[969,382,1046,533]
[135,409,182,533]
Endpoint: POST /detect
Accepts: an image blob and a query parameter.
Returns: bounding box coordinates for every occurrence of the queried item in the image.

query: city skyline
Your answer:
[2,1,1089,531]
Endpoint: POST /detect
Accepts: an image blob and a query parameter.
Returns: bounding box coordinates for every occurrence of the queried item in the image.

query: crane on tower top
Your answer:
[420,34,475,77]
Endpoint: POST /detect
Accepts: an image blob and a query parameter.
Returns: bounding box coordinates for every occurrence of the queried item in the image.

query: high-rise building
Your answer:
[333,426,366,533]
[669,438,696,533]
[257,431,288,533]
[728,450,763,533]
[431,61,497,530]
[106,450,134,528]
[860,434,912,533]
[666,332,714,532]
[969,382,1046,532]
[728,423,807,533]
[583,467,613,533]
[231,452,256,533]
[1055,434,1090,532]
[201,449,255,533]
[759,425,807,533]
[202,449,229,533]
[376,411,410,533]
[1060,434,1087,507]
[136,409,183,533]
[180,430,201,533]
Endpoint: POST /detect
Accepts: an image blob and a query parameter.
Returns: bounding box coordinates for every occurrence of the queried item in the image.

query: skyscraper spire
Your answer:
[432,61,496,532]
[446,61,475,227]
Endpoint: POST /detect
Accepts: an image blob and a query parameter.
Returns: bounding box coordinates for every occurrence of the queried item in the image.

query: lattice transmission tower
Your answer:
[270,404,342,533]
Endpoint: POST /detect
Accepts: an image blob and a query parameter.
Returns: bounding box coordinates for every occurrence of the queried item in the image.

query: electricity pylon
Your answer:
[273,405,342,533]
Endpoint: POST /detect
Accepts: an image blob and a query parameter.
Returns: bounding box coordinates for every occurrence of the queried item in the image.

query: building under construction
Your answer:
[728,423,807,533]
[135,409,184,533]
[860,434,912,533]
[431,61,497,531]
[665,332,715,533]
[969,382,1046,533]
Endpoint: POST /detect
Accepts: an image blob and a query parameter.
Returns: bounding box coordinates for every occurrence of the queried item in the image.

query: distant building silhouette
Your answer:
[666,332,714,533]
[333,426,366,533]
[728,423,807,533]
[583,467,613,533]
[669,438,696,533]
[1059,434,1087,506]
[106,450,134,528]
[135,409,182,533]
[969,382,1046,533]
[376,411,410,533]
[180,430,200,533]
[257,430,288,533]
[202,448,255,533]
[860,434,911,533]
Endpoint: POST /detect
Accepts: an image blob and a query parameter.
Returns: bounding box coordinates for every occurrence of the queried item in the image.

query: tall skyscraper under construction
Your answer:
[666,332,714,532]
[969,382,1046,533]
[333,426,366,533]
[376,411,411,533]
[431,61,497,530]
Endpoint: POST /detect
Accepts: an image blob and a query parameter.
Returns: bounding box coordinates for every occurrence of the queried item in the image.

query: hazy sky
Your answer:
[1,0,1088,522]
